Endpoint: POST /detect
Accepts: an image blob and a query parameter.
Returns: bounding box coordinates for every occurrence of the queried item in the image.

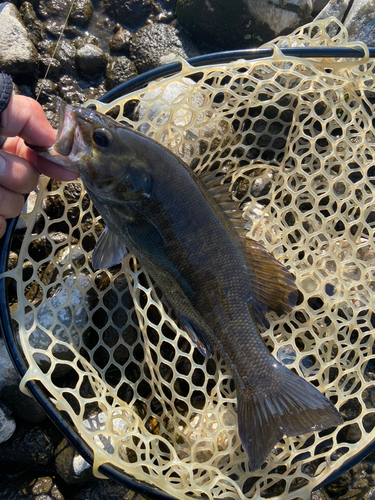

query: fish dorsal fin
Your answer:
[200,169,298,324]
[243,238,298,326]
[199,170,245,227]
[92,226,128,270]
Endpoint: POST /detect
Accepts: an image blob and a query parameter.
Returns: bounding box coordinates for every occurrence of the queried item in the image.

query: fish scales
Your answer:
[29,102,343,470]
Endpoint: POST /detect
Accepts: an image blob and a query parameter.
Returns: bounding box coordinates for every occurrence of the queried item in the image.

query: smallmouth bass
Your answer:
[30,102,343,470]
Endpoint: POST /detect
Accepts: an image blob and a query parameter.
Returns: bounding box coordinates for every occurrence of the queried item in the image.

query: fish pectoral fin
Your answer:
[92,226,128,270]
[180,316,213,358]
[243,238,298,326]
[127,205,166,252]
[237,364,343,470]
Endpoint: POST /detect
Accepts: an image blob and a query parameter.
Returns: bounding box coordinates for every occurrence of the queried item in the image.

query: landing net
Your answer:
[3,17,375,500]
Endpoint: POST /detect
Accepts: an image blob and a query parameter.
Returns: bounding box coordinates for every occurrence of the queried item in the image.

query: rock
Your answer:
[175,0,257,48]
[0,405,16,444]
[103,0,154,29]
[30,476,65,499]
[149,1,175,23]
[69,0,94,28]
[245,0,313,39]
[0,338,19,391]
[44,20,65,38]
[70,478,147,500]
[0,473,65,500]
[250,176,272,198]
[129,23,200,73]
[54,40,77,76]
[38,56,62,80]
[315,0,351,25]
[45,0,73,19]
[176,0,311,48]
[0,426,54,473]
[344,0,375,45]
[109,25,132,55]
[19,2,44,46]
[76,44,107,77]
[325,470,352,496]
[58,75,87,105]
[0,384,46,424]
[0,2,38,78]
[312,0,330,13]
[105,56,138,90]
[55,438,92,484]
[74,34,100,49]
[312,489,331,500]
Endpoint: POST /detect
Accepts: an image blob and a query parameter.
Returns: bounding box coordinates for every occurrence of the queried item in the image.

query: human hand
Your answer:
[0,94,78,238]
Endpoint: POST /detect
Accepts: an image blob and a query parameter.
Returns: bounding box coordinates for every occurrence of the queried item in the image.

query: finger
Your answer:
[0,185,25,219]
[2,137,79,182]
[0,149,40,194]
[0,95,56,146]
[0,216,6,239]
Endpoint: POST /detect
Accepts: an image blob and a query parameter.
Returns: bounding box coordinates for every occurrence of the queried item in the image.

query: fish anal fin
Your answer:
[180,316,213,358]
[237,364,343,470]
[92,226,128,270]
[243,238,298,325]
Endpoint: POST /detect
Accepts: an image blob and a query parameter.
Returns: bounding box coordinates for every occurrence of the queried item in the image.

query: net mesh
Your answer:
[3,17,375,500]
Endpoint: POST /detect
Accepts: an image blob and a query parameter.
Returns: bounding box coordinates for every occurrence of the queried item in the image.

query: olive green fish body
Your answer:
[87,135,270,385]
[31,103,343,470]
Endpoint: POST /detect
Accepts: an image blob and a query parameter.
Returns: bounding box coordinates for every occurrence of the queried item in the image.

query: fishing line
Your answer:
[35,0,76,102]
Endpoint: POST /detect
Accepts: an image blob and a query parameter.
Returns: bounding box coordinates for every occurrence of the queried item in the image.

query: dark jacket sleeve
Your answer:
[0,73,13,149]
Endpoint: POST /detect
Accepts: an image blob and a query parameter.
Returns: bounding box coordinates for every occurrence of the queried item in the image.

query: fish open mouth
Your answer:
[27,100,79,173]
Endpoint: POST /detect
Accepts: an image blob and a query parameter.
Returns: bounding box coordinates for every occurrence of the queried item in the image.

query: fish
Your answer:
[29,101,343,470]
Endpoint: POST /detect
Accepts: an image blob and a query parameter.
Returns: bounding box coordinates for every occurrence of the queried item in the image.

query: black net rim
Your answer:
[1,47,375,498]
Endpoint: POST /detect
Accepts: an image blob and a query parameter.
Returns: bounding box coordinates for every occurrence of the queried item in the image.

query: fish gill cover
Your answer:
[2,17,375,500]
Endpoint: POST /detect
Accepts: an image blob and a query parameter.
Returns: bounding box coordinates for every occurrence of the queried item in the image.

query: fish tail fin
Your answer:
[237,365,343,470]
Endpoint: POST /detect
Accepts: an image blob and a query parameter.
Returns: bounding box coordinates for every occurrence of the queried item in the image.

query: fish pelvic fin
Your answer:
[237,364,343,471]
[92,226,128,270]
[180,316,213,358]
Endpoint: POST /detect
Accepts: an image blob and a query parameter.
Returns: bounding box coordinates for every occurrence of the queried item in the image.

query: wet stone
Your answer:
[55,438,92,484]
[0,385,46,424]
[76,44,107,77]
[0,404,16,444]
[105,56,138,90]
[0,338,19,392]
[70,478,147,500]
[35,78,58,105]
[38,56,62,80]
[325,470,353,495]
[109,25,132,55]
[54,40,77,76]
[58,75,87,106]
[250,177,272,198]
[103,0,154,29]
[0,473,65,500]
[0,2,38,78]
[68,0,94,28]
[129,22,200,73]
[0,426,55,473]
[44,20,65,38]
[20,2,44,46]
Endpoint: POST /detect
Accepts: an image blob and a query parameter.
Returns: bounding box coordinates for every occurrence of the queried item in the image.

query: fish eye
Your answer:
[93,128,113,148]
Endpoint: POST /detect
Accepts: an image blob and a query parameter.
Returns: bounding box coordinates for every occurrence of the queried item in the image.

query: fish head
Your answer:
[32,101,154,204]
